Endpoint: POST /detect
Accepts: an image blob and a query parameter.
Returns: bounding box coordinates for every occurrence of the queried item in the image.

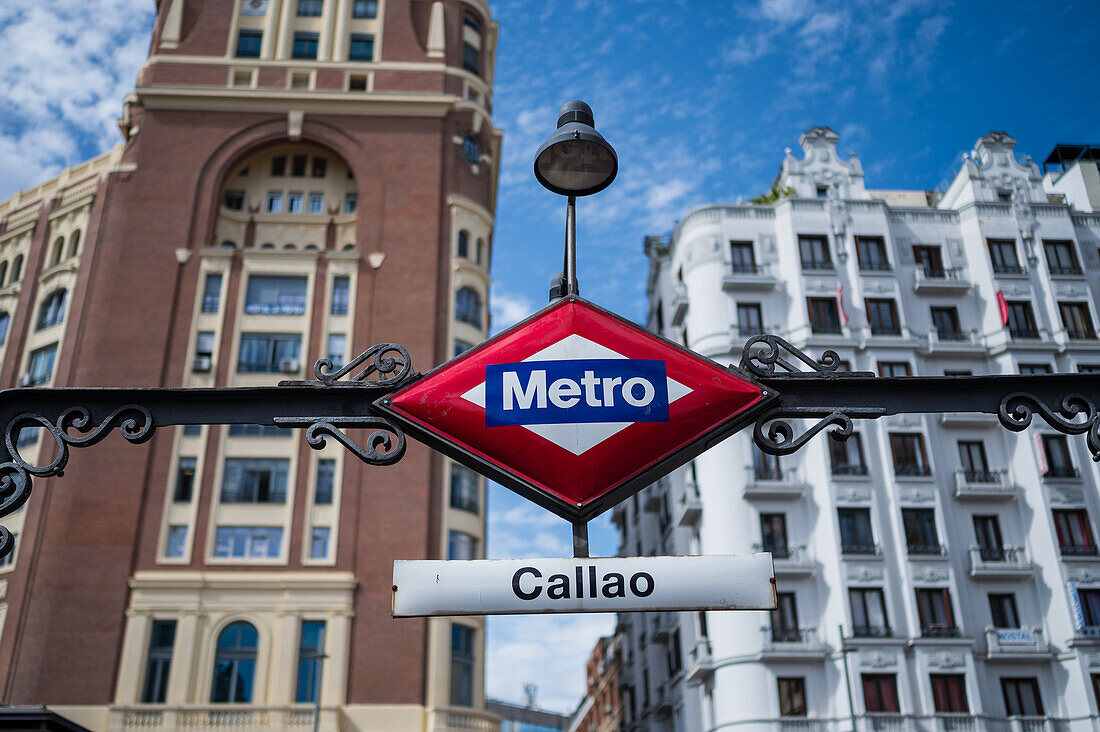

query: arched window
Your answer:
[0,312,9,346]
[10,255,22,283]
[50,237,64,267]
[68,231,81,258]
[210,621,258,703]
[476,238,484,266]
[36,289,68,331]
[0,262,8,288]
[455,287,481,328]
[220,240,237,249]
[457,230,469,259]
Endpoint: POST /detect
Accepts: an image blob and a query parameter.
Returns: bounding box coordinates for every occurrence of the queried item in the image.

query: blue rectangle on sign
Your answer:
[485,359,670,427]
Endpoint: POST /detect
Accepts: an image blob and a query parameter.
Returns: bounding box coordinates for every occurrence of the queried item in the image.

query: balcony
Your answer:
[985,626,1049,660]
[669,284,688,327]
[1065,329,1099,342]
[753,543,815,576]
[831,462,869,479]
[907,543,947,559]
[953,469,1015,500]
[1049,264,1085,277]
[1009,327,1042,341]
[722,262,779,291]
[675,483,702,527]
[841,543,881,558]
[109,706,342,732]
[1073,626,1100,644]
[934,715,979,732]
[913,267,971,294]
[799,261,835,274]
[865,714,907,732]
[992,263,1028,277]
[850,625,893,639]
[969,546,1035,578]
[743,467,807,499]
[760,626,828,659]
[651,612,675,644]
[893,464,932,479]
[1059,543,1100,559]
[429,708,502,732]
[939,412,1000,428]
[642,482,664,512]
[919,330,987,356]
[685,639,714,685]
[1008,718,1051,732]
[920,624,962,639]
[1043,465,1080,479]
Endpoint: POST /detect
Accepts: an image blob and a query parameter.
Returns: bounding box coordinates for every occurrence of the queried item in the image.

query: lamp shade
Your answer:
[534,100,618,196]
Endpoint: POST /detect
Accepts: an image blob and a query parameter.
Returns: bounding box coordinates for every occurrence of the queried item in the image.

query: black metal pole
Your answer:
[564,195,577,296]
[572,521,589,558]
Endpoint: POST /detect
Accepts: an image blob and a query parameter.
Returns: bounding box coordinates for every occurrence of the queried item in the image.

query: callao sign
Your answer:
[380,296,781,616]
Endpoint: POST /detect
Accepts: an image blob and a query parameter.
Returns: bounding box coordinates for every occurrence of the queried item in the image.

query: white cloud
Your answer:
[490,288,537,334]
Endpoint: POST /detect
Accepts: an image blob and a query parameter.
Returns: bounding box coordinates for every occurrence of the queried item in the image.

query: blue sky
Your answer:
[1,0,1098,716]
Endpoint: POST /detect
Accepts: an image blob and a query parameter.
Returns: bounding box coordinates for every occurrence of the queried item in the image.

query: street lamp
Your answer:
[534,100,617,300]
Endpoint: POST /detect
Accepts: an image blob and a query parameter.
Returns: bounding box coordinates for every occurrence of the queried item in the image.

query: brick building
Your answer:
[0,1,501,730]
[570,636,621,732]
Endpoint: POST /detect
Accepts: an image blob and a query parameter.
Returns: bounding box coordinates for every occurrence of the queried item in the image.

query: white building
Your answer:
[615,128,1100,731]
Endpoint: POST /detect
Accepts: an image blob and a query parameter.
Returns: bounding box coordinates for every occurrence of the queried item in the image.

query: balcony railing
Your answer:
[110,706,334,732]
[894,464,932,477]
[969,545,1034,578]
[914,267,971,293]
[670,284,688,327]
[428,707,503,732]
[761,626,825,655]
[985,626,1048,656]
[1049,264,1084,276]
[992,263,1027,276]
[1059,543,1100,557]
[800,260,834,272]
[953,469,1014,499]
[907,542,946,557]
[851,624,893,638]
[831,462,869,477]
[866,714,907,732]
[731,262,765,275]
[921,624,961,638]
[1066,329,1098,341]
[841,542,881,556]
[686,639,714,684]
[744,466,807,498]
[675,483,702,527]
[754,543,813,574]
[1009,327,1041,340]
[1044,465,1080,479]
[722,262,778,290]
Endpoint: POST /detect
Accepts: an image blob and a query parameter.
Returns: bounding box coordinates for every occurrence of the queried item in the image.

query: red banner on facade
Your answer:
[996,290,1009,326]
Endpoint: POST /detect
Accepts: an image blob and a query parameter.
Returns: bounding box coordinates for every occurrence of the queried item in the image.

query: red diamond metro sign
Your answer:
[374,297,778,523]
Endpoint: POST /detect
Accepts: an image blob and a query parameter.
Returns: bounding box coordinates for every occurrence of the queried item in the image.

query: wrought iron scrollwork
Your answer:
[275,416,407,466]
[740,335,845,377]
[753,409,854,456]
[314,343,418,387]
[999,392,1100,461]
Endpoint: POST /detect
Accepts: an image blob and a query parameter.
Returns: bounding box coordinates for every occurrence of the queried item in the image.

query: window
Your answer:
[930,675,969,714]
[0,312,9,346]
[290,156,306,178]
[202,273,223,313]
[916,588,958,637]
[807,297,841,334]
[829,433,867,475]
[221,458,289,503]
[297,0,322,16]
[50,236,64,267]
[1080,589,1100,629]
[213,526,283,559]
[141,620,176,703]
[237,333,301,372]
[862,674,899,712]
[458,230,470,258]
[193,331,215,373]
[455,287,482,328]
[1019,363,1051,374]
[461,135,480,164]
[286,191,303,214]
[997,189,1013,203]
[315,459,335,504]
[35,289,67,331]
[913,244,945,277]
[211,622,258,702]
[1044,240,1082,275]
[10,255,21,283]
[1042,435,1077,478]
[815,185,829,198]
[1001,677,1043,716]
[15,427,39,448]
[349,33,374,61]
[165,525,187,558]
[462,41,479,75]
[174,457,197,502]
[308,157,326,178]
[448,530,477,560]
[352,0,377,18]
[753,448,781,480]
[798,235,832,270]
[344,193,357,213]
[68,231,80,258]
[890,433,930,476]
[310,527,330,559]
[866,298,900,336]
[330,276,350,316]
[450,463,479,513]
[308,192,324,214]
[450,625,475,707]
[245,276,308,315]
[771,592,799,642]
[736,302,763,337]
[729,241,757,273]
[974,515,1005,561]
[877,361,911,377]
[777,677,807,717]
[1079,365,1100,373]
[227,423,291,437]
[838,508,875,554]
[236,29,262,57]
[902,508,941,555]
[0,262,8,287]
[325,333,346,368]
[1006,301,1039,339]
[958,441,991,482]
[1059,302,1096,339]
[855,236,890,271]
[292,31,319,59]
[271,156,287,176]
[348,74,367,91]
[295,621,325,702]
[989,593,1019,628]
[989,239,1023,275]
[27,344,57,385]
[463,13,481,32]
[265,191,282,213]
[760,513,789,558]
[1053,509,1096,556]
[453,339,474,358]
[183,425,202,437]
[931,306,962,340]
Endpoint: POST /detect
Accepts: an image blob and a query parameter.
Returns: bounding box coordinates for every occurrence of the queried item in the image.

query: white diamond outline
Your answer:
[461,334,692,456]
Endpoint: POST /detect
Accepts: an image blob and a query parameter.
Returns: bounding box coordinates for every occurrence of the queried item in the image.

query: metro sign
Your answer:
[375,297,778,523]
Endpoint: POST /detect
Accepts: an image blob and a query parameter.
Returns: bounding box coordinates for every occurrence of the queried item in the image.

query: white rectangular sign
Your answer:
[392,554,775,616]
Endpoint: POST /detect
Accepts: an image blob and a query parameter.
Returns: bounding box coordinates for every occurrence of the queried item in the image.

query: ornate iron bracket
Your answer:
[999,392,1100,458]
[274,416,407,465]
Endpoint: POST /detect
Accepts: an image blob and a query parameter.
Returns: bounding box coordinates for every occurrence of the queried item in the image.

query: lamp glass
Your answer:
[535,139,616,193]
